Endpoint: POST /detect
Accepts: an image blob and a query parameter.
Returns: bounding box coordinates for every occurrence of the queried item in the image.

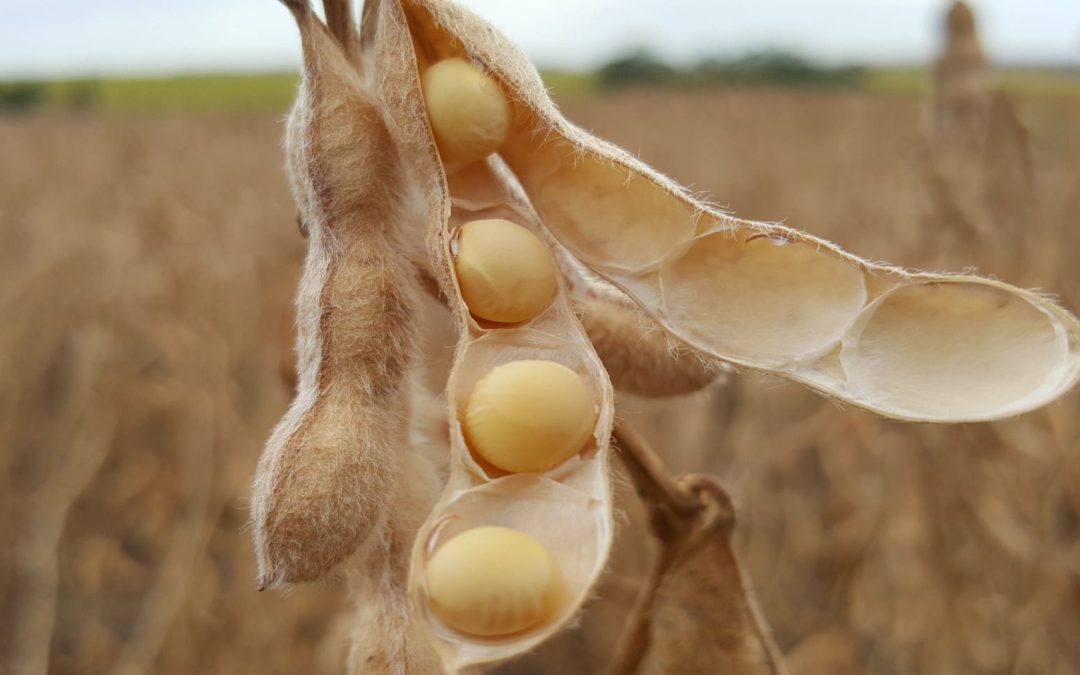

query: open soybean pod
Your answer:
[391,0,1080,423]
[362,3,615,671]
[359,0,1080,669]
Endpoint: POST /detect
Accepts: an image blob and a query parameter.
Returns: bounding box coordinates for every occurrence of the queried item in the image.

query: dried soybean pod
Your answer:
[252,0,428,588]
[363,4,616,669]
[397,0,1080,422]
[259,4,443,671]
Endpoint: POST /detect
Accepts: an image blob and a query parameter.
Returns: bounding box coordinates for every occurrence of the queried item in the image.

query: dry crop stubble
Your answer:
[0,115,353,674]
[4,96,1079,675]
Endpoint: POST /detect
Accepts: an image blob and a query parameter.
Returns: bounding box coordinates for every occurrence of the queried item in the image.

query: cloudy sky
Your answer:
[1,0,1078,79]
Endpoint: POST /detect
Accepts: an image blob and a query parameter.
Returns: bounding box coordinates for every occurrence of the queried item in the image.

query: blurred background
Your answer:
[2,1,1080,673]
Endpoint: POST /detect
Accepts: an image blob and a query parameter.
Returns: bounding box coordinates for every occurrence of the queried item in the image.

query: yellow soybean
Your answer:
[463,360,596,473]
[421,58,510,164]
[426,527,562,637]
[455,219,558,324]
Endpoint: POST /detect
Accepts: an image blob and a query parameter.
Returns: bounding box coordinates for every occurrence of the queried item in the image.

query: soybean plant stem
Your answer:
[608,421,697,675]
[609,421,788,675]
[613,422,701,527]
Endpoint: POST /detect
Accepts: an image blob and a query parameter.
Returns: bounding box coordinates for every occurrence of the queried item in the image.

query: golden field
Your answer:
[3,83,1080,674]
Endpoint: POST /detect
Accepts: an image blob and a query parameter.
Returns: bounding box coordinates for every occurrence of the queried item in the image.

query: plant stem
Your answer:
[608,421,787,675]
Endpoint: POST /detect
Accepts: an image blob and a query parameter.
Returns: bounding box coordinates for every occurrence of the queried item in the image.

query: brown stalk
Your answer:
[610,422,787,675]
[10,330,115,675]
[109,391,220,675]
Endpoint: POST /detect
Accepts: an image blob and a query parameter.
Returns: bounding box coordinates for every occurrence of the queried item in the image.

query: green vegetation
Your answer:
[861,67,929,95]
[540,70,599,97]
[0,73,300,113]
[1,58,1076,113]
[597,50,865,90]
[597,51,677,88]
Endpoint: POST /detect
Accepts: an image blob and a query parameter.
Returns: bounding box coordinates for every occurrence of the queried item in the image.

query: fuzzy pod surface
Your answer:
[252,0,430,589]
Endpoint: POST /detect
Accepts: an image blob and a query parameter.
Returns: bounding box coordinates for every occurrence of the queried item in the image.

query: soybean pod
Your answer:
[257,1,1080,672]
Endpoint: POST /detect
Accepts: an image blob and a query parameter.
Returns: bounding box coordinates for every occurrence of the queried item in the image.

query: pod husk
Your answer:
[255,3,447,670]
[362,5,616,669]
[395,0,1080,422]
[252,0,430,590]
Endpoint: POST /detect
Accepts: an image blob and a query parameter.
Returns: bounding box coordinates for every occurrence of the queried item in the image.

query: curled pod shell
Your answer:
[252,0,428,588]
[363,4,617,663]
[394,0,1080,422]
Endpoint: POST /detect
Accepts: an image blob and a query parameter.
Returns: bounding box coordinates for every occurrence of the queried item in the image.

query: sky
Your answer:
[0,1,1078,79]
